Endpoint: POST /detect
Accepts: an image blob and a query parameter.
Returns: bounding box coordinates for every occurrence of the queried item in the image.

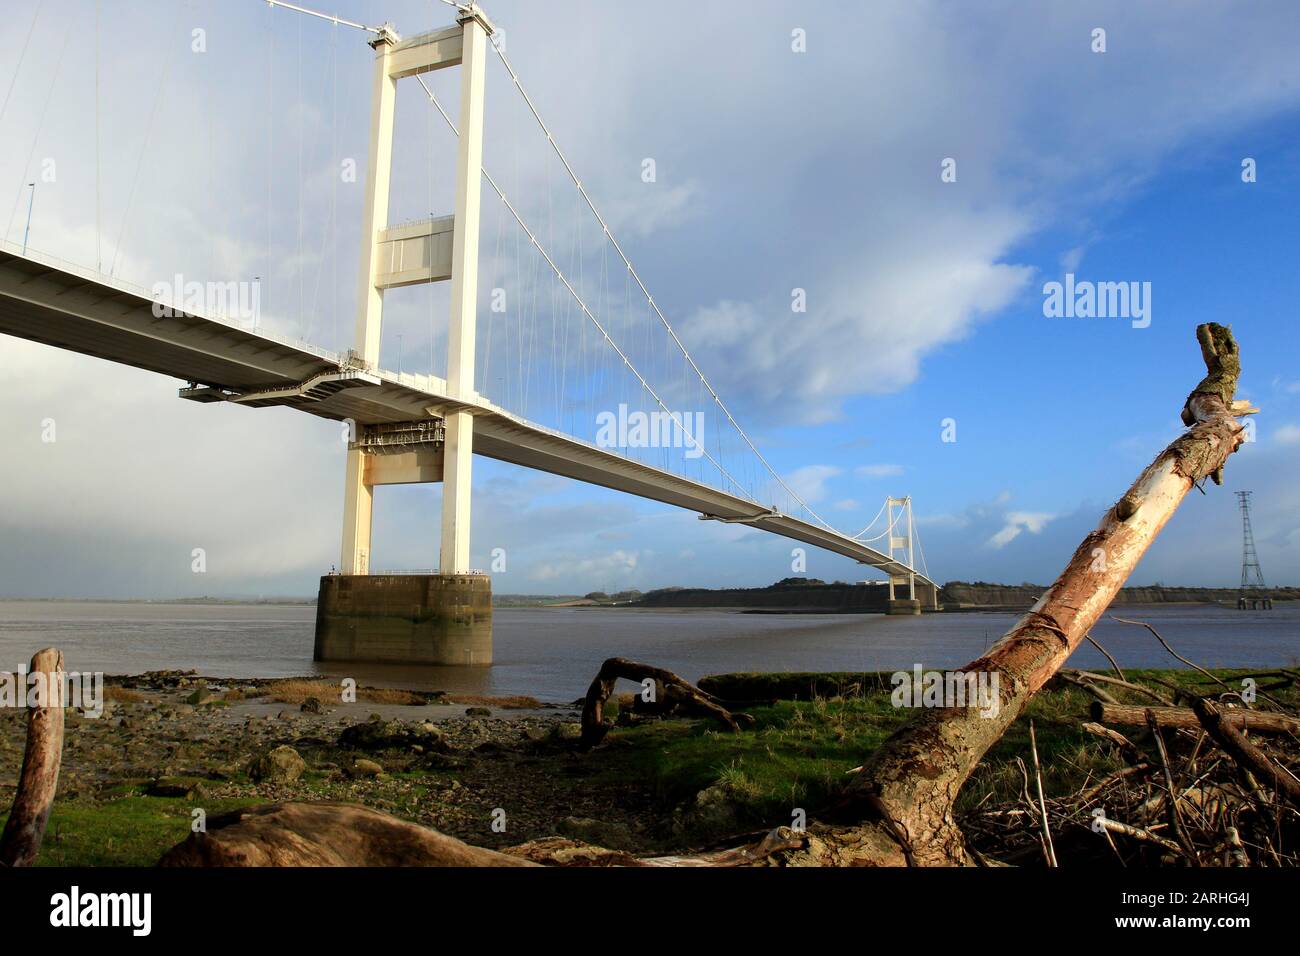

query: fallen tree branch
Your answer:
[161,803,810,868]
[1146,708,1199,863]
[1084,632,1126,680]
[1094,817,1184,854]
[633,827,806,867]
[1090,701,1300,735]
[1108,618,1285,708]
[1028,721,1057,867]
[1068,669,1173,706]
[1077,762,1152,803]
[824,322,1253,864]
[1190,697,1300,808]
[0,648,65,868]
[1110,616,1238,694]
[1056,671,1119,704]
[1080,721,1147,766]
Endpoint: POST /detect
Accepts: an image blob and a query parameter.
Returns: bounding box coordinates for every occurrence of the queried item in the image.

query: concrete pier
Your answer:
[314,574,492,665]
[887,598,923,616]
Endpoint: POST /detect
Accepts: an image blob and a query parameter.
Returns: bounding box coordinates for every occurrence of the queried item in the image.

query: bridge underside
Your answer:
[0,245,936,588]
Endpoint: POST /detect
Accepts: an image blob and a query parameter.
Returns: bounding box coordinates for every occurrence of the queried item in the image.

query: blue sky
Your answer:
[0,0,1297,597]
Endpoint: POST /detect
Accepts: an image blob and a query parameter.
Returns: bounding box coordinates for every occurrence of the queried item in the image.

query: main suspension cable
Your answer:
[485,37,837,533]
[262,0,380,34]
[414,74,753,503]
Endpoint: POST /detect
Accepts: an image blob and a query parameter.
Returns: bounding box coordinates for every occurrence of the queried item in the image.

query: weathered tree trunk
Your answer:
[808,322,1252,865]
[0,648,65,867]
[1091,701,1300,735]
[160,803,538,866]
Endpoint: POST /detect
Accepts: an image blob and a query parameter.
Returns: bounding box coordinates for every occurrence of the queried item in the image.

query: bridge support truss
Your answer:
[320,8,496,666]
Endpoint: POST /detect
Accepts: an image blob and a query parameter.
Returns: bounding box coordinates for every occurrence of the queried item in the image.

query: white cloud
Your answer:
[644,3,1300,423]
[681,234,1033,424]
[986,512,1056,550]
[784,465,842,504]
[529,549,640,584]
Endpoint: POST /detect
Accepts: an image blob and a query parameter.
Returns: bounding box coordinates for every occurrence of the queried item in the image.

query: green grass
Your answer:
[3,794,267,867]
[589,689,1102,821]
[6,773,447,866]
[589,697,902,827]
[590,667,1300,829]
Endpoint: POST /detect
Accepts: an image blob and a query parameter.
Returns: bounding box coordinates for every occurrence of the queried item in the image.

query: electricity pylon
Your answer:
[1236,491,1270,609]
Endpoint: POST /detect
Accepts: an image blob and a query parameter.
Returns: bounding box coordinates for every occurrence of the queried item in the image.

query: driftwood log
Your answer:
[1091,701,1300,735]
[160,803,537,866]
[579,657,753,749]
[0,648,65,867]
[158,323,1256,867]
[160,803,807,868]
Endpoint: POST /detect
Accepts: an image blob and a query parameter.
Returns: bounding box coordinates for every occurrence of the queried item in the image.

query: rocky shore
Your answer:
[0,670,666,861]
[8,665,1290,867]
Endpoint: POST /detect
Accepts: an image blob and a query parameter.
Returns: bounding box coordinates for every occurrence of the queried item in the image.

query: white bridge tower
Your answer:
[885,496,926,614]
[317,6,496,666]
[341,6,493,576]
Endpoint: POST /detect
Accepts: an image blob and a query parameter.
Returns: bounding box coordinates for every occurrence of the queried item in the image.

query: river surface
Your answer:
[0,601,1295,703]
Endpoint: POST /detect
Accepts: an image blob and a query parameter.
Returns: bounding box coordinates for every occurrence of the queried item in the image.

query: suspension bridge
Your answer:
[0,1,937,665]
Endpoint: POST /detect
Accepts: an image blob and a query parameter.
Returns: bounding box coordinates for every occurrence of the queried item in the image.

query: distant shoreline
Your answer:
[629,580,1300,613]
[1,581,1296,611]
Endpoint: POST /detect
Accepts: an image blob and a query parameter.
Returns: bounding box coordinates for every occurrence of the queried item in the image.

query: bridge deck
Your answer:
[0,244,934,587]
